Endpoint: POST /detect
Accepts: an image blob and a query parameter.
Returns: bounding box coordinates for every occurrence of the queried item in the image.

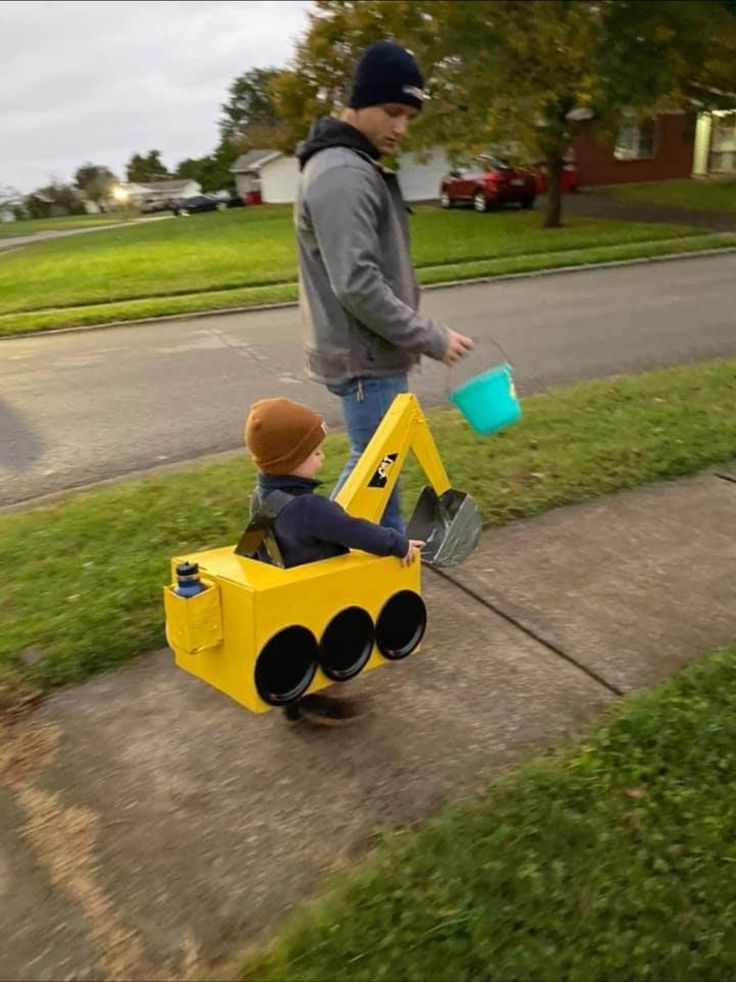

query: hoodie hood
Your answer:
[297,117,380,171]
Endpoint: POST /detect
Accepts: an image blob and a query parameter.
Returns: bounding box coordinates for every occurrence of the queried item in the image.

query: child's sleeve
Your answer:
[303,495,409,559]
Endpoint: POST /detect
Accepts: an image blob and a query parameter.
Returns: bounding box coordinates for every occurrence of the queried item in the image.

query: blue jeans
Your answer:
[328,375,409,533]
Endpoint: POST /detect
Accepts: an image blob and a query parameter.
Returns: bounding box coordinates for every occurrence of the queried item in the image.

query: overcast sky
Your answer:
[0,0,313,193]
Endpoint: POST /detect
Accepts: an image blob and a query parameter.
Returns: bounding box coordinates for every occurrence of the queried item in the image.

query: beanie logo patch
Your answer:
[402,84,429,101]
[368,453,398,489]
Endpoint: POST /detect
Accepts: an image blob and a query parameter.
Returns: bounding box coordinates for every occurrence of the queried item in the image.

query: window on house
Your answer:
[614,120,656,161]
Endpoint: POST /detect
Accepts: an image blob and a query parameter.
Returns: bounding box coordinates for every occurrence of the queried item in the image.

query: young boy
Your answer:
[244,397,422,725]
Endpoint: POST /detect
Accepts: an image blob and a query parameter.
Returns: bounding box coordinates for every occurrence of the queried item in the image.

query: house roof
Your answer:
[137,179,198,192]
[688,82,736,111]
[231,149,282,173]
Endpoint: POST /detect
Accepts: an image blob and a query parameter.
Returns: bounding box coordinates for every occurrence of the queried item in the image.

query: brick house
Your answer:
[572,112,696,186]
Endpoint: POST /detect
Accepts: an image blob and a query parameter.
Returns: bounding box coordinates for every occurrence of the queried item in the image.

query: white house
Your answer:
[258,154,301,203]
[231,147,450,204]
[120,179,201,207]
[231,149,283,200]
[393,148,452,202]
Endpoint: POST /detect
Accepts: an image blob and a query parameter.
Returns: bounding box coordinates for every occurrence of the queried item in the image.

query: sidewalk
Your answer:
[1,471,735,981]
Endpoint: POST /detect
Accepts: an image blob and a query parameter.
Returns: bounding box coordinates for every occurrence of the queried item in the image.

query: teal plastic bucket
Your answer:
[449,362,521,436]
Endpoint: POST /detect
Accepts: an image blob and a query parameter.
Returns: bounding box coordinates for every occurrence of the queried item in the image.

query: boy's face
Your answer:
[292,446,325,481]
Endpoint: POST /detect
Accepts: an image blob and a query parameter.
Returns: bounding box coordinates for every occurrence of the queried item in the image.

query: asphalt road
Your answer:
[2,253,735,507]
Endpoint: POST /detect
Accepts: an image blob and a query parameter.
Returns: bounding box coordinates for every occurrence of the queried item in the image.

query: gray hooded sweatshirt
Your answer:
[295,117,448,386]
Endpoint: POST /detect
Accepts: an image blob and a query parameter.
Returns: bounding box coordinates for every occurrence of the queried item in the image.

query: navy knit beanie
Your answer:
[348,40,427,112]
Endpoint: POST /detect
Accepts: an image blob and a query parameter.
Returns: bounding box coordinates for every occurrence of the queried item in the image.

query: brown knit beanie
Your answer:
[244,398,326,475]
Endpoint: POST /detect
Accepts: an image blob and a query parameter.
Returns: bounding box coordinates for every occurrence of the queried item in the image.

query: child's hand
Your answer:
[401,540,425,567]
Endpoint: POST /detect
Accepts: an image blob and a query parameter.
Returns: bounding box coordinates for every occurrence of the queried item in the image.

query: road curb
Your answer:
[420,244,736,292]
[3,244,735,341]
[0,446,249,515]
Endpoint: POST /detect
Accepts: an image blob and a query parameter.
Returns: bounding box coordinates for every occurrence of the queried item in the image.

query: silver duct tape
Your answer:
[406,487,482,569]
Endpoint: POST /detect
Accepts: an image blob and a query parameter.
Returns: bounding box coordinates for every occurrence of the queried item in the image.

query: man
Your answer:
[296,39,473,533]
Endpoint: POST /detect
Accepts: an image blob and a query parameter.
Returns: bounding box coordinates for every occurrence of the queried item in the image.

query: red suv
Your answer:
[534,160,580,194]
[440,160,537,212]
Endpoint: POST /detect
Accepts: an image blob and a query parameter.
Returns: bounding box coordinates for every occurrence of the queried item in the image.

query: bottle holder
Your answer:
[164,580,223,655]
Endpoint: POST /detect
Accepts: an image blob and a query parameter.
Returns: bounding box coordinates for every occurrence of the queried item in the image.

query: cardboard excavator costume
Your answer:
[164,394,482,714]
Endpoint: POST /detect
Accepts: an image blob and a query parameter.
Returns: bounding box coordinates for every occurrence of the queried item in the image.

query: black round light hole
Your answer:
[255,625,318,706]
[319,606,375,682]
[375,591,427,660]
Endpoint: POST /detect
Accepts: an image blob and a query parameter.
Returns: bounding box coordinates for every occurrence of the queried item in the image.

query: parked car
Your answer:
[170,192,245,216]
[140,198,171,214]
[534,160,580,194]
[440,160,537,211]
[211,189,246,208]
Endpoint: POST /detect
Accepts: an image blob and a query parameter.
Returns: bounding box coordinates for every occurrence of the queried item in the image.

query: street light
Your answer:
[111,184,134,219]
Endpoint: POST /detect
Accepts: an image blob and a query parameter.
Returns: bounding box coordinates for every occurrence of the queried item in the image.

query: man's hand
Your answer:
[443,329,474,365]
[401,540,425,567]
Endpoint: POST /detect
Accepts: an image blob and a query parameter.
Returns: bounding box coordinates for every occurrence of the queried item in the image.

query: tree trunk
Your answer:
[543,153,563,228]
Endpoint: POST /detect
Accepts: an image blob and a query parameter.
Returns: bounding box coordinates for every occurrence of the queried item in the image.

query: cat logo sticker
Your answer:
[368,453,398,489]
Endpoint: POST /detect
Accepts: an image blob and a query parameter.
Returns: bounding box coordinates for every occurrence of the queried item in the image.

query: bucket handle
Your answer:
[446,334,513,397]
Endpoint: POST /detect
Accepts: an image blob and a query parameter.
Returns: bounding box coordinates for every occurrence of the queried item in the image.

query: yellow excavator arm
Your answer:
[335,393,480,570]
[335,393,451,522]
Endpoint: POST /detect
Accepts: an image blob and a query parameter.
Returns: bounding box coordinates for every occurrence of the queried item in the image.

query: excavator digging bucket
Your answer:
[406,487,482,569]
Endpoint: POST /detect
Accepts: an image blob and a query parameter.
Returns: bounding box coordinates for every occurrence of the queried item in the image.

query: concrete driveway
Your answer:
[0,216,171,251]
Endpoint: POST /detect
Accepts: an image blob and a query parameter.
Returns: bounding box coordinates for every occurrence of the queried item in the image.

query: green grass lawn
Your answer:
[1,359,734,694]
[1,206,728,335]
[608,178,736,213]
[242,643,736,982]
[0,213,122,239]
